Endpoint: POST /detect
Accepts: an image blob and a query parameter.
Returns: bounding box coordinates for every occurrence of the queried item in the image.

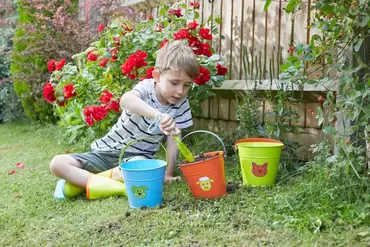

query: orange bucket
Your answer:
[178,131,227,199]
[179,151,226,199]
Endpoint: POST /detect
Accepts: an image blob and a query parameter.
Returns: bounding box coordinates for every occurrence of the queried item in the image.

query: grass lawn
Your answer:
[0,123,369,246]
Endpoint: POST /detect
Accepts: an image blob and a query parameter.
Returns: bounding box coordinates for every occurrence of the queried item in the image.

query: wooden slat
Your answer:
[252,0,266,82]
[231,0,243,80]
[305,102,321,128]
[265,1,280,80]
[264,101,276,123]
[294,1,309,45]
[290,103,305,127]
[241,0,254,80]
[220,0,232,79]
[209,97,219,119]
[200,99,209,118]
[202,0,213,28]
[279,1,293,63]
[212,0,222,54]
[218,98,229,120]
[229,99,238,121]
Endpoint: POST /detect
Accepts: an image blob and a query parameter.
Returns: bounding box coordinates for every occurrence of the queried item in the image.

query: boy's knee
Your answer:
[50,154,68,174]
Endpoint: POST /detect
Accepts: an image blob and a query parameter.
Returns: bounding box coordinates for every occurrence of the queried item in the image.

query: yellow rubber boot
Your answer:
[63,169,114,198]
[64,182,84,198]
[96,169,113,178]
[86,175,127,200]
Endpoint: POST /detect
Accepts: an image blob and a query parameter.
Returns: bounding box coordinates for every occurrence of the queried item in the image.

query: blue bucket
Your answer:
[119,138,168,208]
[120,160,166,208]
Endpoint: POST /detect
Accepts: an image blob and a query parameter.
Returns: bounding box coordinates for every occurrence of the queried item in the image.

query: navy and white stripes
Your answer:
[91,79,193,157]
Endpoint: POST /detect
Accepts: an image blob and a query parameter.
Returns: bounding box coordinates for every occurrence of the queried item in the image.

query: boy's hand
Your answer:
[159,113,176,135]
[164,174,181,184]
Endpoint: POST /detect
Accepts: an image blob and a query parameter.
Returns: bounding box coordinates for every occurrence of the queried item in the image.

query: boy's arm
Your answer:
[120,91,176,135]
[165,132,181,183]
[120,91,159,119]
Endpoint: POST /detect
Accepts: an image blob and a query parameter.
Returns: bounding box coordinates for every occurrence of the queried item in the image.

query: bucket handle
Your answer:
[181,130,227,157]
[118,138,168,166]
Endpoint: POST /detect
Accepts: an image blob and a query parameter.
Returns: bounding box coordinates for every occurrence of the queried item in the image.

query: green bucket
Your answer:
[235,138,283,186]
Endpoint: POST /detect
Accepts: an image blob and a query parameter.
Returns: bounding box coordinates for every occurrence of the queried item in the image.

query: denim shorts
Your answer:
[71,150,148,173]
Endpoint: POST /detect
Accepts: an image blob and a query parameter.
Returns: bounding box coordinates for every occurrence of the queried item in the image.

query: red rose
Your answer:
[97,24,105,33]
[55,58,66,71]
[190,1,200,8]
[85,116,94,126]
[87,52,99,61]
[147,14,153,20]
[199,28,212,40]
[62,83,76,99]
[194,67,211,85]
[216,64,228,76]
[168,9,182,17]
[99,57,109,67]
[43,82,56,103]
[92,106,108,121]
[121,50,148,79]
[106,100,120,112]
[174,29,190,40]
[187,21,199,30]
[160,38,169,48]
[83,105,108,126]
[47,59,56,72]
[99,90,113,104]
[194,42,212,57]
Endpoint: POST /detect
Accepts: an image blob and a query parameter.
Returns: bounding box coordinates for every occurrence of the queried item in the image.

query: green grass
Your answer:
[0,123,369,246]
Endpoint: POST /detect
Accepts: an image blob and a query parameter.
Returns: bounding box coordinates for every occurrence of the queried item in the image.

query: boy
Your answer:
[50,41,199,200]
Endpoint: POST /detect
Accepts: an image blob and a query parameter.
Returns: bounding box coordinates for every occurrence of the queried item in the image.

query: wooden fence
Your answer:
[80,0,334,160]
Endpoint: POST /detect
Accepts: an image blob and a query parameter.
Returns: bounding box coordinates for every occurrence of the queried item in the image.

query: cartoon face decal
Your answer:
[196,176,214,191]
[132,185,149,199]
[252,162,268,177]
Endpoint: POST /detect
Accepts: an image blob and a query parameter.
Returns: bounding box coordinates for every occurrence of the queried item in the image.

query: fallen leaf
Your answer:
[16,162,25,168]
[65,149,71,153]
[9,169,15,175]
[15,194,22,198]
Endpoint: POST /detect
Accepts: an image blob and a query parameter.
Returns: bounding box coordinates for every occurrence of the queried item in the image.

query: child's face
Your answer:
[154,69,193,105]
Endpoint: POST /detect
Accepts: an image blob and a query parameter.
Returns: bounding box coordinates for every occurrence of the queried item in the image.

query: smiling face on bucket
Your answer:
[153,69,193,105]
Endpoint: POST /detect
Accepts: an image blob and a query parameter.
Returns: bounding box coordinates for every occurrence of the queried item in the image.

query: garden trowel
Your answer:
[172,129,195,162]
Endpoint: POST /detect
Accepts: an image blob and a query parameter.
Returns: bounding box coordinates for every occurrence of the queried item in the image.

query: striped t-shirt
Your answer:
[91,79,193,158]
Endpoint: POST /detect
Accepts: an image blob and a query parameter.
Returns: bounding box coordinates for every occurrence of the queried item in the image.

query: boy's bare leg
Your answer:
[50,154,90,188]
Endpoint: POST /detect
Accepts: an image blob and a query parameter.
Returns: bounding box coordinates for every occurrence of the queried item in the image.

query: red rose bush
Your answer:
[43,2,227,143]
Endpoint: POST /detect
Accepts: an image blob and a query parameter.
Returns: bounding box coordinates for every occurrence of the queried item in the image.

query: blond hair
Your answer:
[155,40,199,79]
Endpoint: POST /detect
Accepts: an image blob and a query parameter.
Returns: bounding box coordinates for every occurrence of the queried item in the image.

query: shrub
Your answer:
[10,0,96,122]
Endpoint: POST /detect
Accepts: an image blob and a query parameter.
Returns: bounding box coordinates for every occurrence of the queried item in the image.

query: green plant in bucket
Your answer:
[172,135,195,162]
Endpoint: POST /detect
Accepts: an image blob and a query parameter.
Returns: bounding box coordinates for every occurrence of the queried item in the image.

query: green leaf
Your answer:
[354,38,363,52]
[316,107,324,126]
[279,63,290,72]
[303,53,314,61]
[215,16,222,25]
[358,13,369,27]
[264,0,272,12]
[209,54,221,61]
[99,37,105,48]
[159,7,166,17]
[103,51,112,59]
[306,80,318,84]
[323,125,337,135]
[286,56,299,62]
[285,0,301,14]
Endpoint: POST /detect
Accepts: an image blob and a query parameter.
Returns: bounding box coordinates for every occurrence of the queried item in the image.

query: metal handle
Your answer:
[118,138,168,165]
[181,130,227,157]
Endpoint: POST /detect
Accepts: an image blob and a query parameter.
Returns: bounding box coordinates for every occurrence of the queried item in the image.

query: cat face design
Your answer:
[252,162,268,177]
[132,186,148,199]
